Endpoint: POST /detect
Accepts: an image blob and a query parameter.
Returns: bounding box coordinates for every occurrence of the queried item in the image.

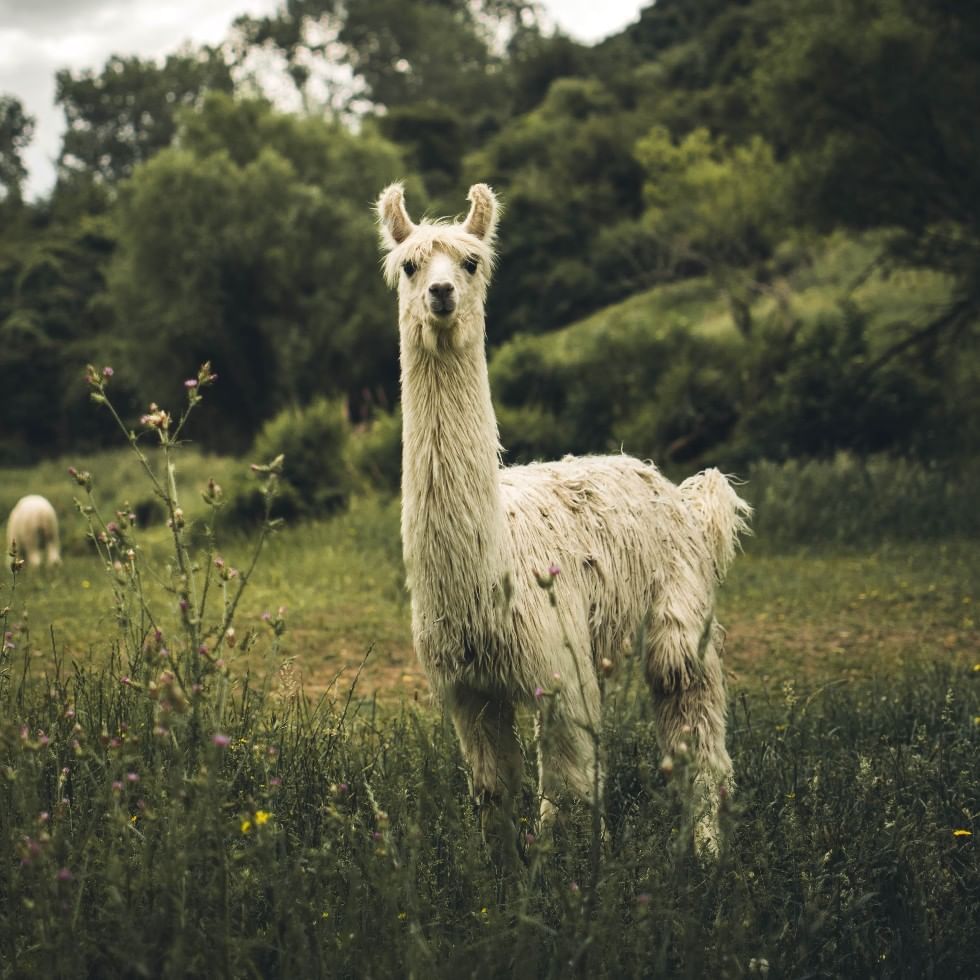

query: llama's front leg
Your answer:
[535,669,603,828]
[447,686,523,861]
[649,618,733,859]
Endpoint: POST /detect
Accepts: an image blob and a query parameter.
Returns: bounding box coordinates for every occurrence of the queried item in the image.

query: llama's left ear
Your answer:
[377,182,415,248]
[462,183,499,242]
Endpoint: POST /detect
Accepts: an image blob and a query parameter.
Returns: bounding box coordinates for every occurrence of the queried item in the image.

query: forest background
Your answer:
[1,0,977,491]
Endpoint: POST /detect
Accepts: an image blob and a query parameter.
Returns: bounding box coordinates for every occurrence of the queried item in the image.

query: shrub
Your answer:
[490,321,738,465]
[349,407,402,494]
[227,398,352,527]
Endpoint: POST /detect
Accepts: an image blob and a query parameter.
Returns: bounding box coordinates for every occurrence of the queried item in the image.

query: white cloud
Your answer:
[544,0,644,43]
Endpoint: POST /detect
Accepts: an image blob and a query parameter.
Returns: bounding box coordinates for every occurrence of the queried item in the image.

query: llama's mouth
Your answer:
[428,298,457,318]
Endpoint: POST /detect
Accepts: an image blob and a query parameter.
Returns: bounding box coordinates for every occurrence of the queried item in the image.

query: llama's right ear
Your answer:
[377,182,415,248]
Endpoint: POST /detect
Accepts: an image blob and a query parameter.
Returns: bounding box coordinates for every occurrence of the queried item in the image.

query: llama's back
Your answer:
[500,455,716,662]
[499,454,750,664]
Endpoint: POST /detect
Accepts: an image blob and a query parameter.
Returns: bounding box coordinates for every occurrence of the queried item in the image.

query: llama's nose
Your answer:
[428,281,454,301]
[428,281,456,313]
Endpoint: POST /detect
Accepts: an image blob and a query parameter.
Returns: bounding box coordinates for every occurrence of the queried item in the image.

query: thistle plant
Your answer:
[76,362,285,739]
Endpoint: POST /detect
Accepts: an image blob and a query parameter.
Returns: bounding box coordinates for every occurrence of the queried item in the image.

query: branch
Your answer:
[858,295,977,381]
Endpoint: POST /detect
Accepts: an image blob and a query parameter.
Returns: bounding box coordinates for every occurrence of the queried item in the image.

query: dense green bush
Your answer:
[734,304,942,462]
[227,399,352,527]
[491,319,740,465]
[348,407,402,495]
[490,293,968,473]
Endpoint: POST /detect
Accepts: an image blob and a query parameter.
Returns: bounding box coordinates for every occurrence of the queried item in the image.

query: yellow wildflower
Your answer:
[241,818,252,834]
[255,810,271,826]
[952,829,972,837]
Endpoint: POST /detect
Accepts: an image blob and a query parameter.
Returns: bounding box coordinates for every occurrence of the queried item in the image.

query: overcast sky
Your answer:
[0,0,647,199]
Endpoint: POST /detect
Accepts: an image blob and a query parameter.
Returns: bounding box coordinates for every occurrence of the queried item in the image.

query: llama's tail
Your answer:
[679,468,752,581]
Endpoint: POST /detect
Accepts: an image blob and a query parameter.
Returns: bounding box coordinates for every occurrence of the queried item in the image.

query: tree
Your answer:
[466,77,650,338]
[752,0,980,362]
[108,94,406,451]
[636,125,787,336]
[0,215,123,462]
[0,95,35,204]
[55,48,233,187]
[235,1,538,137]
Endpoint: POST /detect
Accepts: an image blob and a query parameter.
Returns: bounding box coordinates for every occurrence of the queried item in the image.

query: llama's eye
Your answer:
[462,256,479,275]
[402,260,417,278]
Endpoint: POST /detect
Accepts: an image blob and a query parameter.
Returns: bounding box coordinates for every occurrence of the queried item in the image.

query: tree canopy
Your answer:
[0,0,977,466]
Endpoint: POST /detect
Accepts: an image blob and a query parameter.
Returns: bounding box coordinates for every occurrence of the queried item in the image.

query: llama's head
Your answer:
[377,182,499,354]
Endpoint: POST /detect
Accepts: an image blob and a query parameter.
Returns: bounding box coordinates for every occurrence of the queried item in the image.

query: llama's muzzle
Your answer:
[428,281,456,316]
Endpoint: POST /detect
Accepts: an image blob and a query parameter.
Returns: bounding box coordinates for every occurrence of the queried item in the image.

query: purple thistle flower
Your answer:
[126,772,139,783]
[56,867,73,882]
[102,366,113,378]
[533,685,545,701]
[212,733,231,749]
[184,378,198,388]
[548,562,560,577]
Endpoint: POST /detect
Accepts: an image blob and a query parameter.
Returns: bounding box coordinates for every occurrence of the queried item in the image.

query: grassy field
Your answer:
[1,439,977,977]
[5,483,977,703]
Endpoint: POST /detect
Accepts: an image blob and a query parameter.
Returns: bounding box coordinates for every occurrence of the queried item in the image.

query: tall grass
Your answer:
[744,453,980,548]
[0,640,976,977]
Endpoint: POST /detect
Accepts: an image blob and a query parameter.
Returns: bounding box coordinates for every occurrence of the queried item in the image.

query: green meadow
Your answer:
[0,433,976,978]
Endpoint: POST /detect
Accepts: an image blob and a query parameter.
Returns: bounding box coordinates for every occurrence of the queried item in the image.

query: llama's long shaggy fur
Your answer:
[377,182,751,855]
[6,495,61,568]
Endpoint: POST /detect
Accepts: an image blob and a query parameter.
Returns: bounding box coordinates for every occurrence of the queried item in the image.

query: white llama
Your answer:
[6,495,61,568]
[377,182,751,855]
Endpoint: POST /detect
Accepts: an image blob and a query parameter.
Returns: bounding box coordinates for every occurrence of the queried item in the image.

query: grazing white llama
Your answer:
[377,182,751,855]
[6,495,61,568]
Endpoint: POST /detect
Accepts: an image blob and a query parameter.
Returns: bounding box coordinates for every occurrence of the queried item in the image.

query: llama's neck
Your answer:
[399,319,512,609]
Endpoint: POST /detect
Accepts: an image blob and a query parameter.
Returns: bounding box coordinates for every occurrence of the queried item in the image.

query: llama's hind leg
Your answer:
[648,618,732,858]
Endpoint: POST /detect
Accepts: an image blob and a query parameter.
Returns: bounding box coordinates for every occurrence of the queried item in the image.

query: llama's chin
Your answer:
[417,315,464,355]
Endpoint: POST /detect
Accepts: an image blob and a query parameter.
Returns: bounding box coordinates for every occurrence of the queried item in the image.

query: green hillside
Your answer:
[490,233,975,468]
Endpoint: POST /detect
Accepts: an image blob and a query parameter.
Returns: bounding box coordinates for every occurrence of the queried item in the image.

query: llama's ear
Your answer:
[377,182,415,248]
[462,183,499,242]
